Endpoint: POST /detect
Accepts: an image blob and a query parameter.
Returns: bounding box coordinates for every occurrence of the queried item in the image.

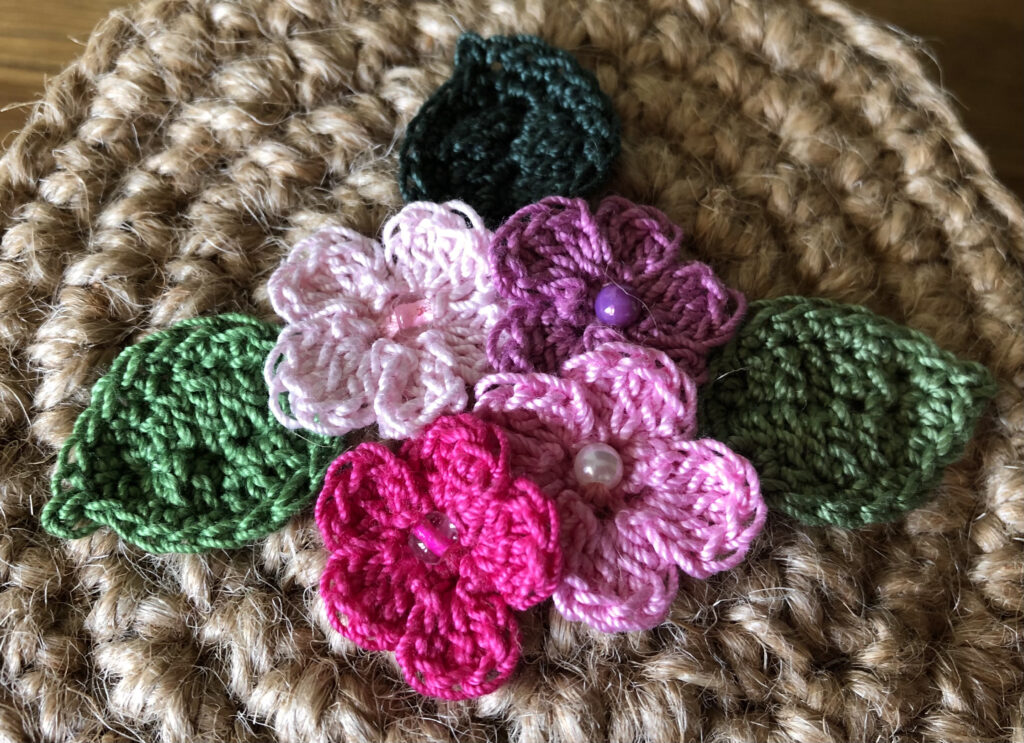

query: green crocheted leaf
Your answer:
[42,314,342,553]
[399,32,620,227]
[701,297,996,528]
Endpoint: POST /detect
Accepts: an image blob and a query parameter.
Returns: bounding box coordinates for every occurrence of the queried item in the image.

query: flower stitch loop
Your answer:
[487,196,746,382]
[475,343,766,633]
[316,413,561,700]
[265,201,500,439]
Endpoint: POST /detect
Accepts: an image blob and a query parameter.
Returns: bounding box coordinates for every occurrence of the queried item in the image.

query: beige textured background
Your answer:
[0,1,1021,742]
[3,0,1022,198]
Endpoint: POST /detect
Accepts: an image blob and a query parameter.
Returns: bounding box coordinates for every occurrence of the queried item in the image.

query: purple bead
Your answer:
[594,284,641,327]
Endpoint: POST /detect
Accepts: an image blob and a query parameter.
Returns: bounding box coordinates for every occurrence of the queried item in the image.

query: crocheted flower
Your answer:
[475,343,766,633]
[487,196,746,381]
[265,201,500,439]
[316,413,561,699]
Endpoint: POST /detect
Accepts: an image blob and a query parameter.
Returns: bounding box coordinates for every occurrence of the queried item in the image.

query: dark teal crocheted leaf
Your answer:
[701,297,996,528]
[42,314,342,553]
[399,32,620,227]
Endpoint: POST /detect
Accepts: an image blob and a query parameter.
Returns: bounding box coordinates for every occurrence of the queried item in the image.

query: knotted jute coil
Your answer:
[1,0,1021,741]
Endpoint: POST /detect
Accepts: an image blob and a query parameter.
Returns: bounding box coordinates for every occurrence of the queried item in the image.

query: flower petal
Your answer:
[372,334,471,440]
[490,196,607,302]
[560,342,697,442]
[315,443,432,550]
[268,226,392,323]
[264,313,378,436]
[474,372,594,494]
[316,444,437,652]
[621,439,766,579]
[320,540,426,652]
[383,201,492,301]
[487,302,588,374]
[400,414,510,540]
[467,477,562,611]
[554,491,677,632]
[626,261,746,383]
[396,585,520,700]
[595,196,683,278]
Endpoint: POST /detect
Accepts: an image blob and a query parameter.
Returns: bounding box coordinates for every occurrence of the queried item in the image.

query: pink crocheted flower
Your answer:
[487,195,745,380]
[316,413,561,700]
[265,201,500,439]
[474,343,766,633]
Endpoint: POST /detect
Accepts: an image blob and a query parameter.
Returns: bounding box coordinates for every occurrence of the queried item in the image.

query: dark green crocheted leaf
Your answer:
[42,314,342,553]
[701,297,996,528]
[399,32,620,227]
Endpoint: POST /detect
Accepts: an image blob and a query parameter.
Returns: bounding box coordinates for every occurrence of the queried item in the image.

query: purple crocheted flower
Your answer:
[487,196,745,380]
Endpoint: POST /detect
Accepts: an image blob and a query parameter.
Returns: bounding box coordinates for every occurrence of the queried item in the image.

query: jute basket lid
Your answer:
[1,0,1021,740]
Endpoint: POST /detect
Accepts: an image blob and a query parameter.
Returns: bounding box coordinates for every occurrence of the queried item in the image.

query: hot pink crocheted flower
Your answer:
[487,195,745,380]
[474,343,766,633]
[265,201,500,439]
[316,413,561,699]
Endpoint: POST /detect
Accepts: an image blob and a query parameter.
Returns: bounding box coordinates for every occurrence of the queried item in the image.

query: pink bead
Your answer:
[384,299,433,336]
[408,511,457,563]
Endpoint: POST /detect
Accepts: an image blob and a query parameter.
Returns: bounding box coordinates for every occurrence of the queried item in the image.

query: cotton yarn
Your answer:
[2,0,1022,740]
[43,314,340,552]
[316,413,561,700]
[264,200,499,439]
[399,33,620,226]
[701,297,996,528]
[488,195,745,381]
[475,342,766,633]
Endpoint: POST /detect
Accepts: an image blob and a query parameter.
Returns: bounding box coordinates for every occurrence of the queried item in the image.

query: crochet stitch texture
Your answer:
[42,314,339,553]
[265,201,499,439]
[5,0,1022,739]
[399,33,620,227]
[475,343,765,632]
[488,196,745,381]
[316,413,561,700]
[702,297,997,528]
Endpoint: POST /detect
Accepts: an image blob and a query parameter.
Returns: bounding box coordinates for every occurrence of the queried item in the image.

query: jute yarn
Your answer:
[1,0,1021,740]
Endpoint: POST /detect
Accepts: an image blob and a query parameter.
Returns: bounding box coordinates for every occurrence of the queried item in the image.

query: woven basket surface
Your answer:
[1,0,1022,741]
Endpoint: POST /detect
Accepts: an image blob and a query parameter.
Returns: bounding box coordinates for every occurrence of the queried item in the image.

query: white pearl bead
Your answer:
[573,443,624,489]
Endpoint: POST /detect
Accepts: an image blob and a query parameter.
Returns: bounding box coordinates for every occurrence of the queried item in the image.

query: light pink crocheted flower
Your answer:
[474,343,766,633]
[316,413,561,700]
[265,201,499,439]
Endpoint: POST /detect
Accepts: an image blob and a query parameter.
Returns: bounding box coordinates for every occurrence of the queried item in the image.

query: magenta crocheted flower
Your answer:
[265,201,500,439]
[474,343,766,633]
[316,413,561,699]
[487,195,745,380]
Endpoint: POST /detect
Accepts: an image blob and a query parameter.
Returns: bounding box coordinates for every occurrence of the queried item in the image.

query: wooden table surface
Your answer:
[2,0,1022,199]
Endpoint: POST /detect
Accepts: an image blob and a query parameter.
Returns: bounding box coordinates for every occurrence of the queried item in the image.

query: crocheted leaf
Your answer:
[701,297,996,528]
[399,32,620,227]
[42,314,342,553]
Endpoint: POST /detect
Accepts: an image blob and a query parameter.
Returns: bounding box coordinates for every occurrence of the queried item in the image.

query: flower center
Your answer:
[408,511,457,563]
[573,442,624,489]
[383,298,433,337]
[594,284,641,327]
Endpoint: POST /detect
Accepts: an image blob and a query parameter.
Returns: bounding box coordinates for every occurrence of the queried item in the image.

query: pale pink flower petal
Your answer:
[623,439,766,579]
[267,201,501,439]
[561,343,697,441]
[554,494,677,633]
[268,226,391,323]
[371,333,470,440]
[265,313,378,435]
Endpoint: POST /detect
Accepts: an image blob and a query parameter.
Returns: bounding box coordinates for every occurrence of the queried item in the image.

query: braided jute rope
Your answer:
[0,0,1021,741]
